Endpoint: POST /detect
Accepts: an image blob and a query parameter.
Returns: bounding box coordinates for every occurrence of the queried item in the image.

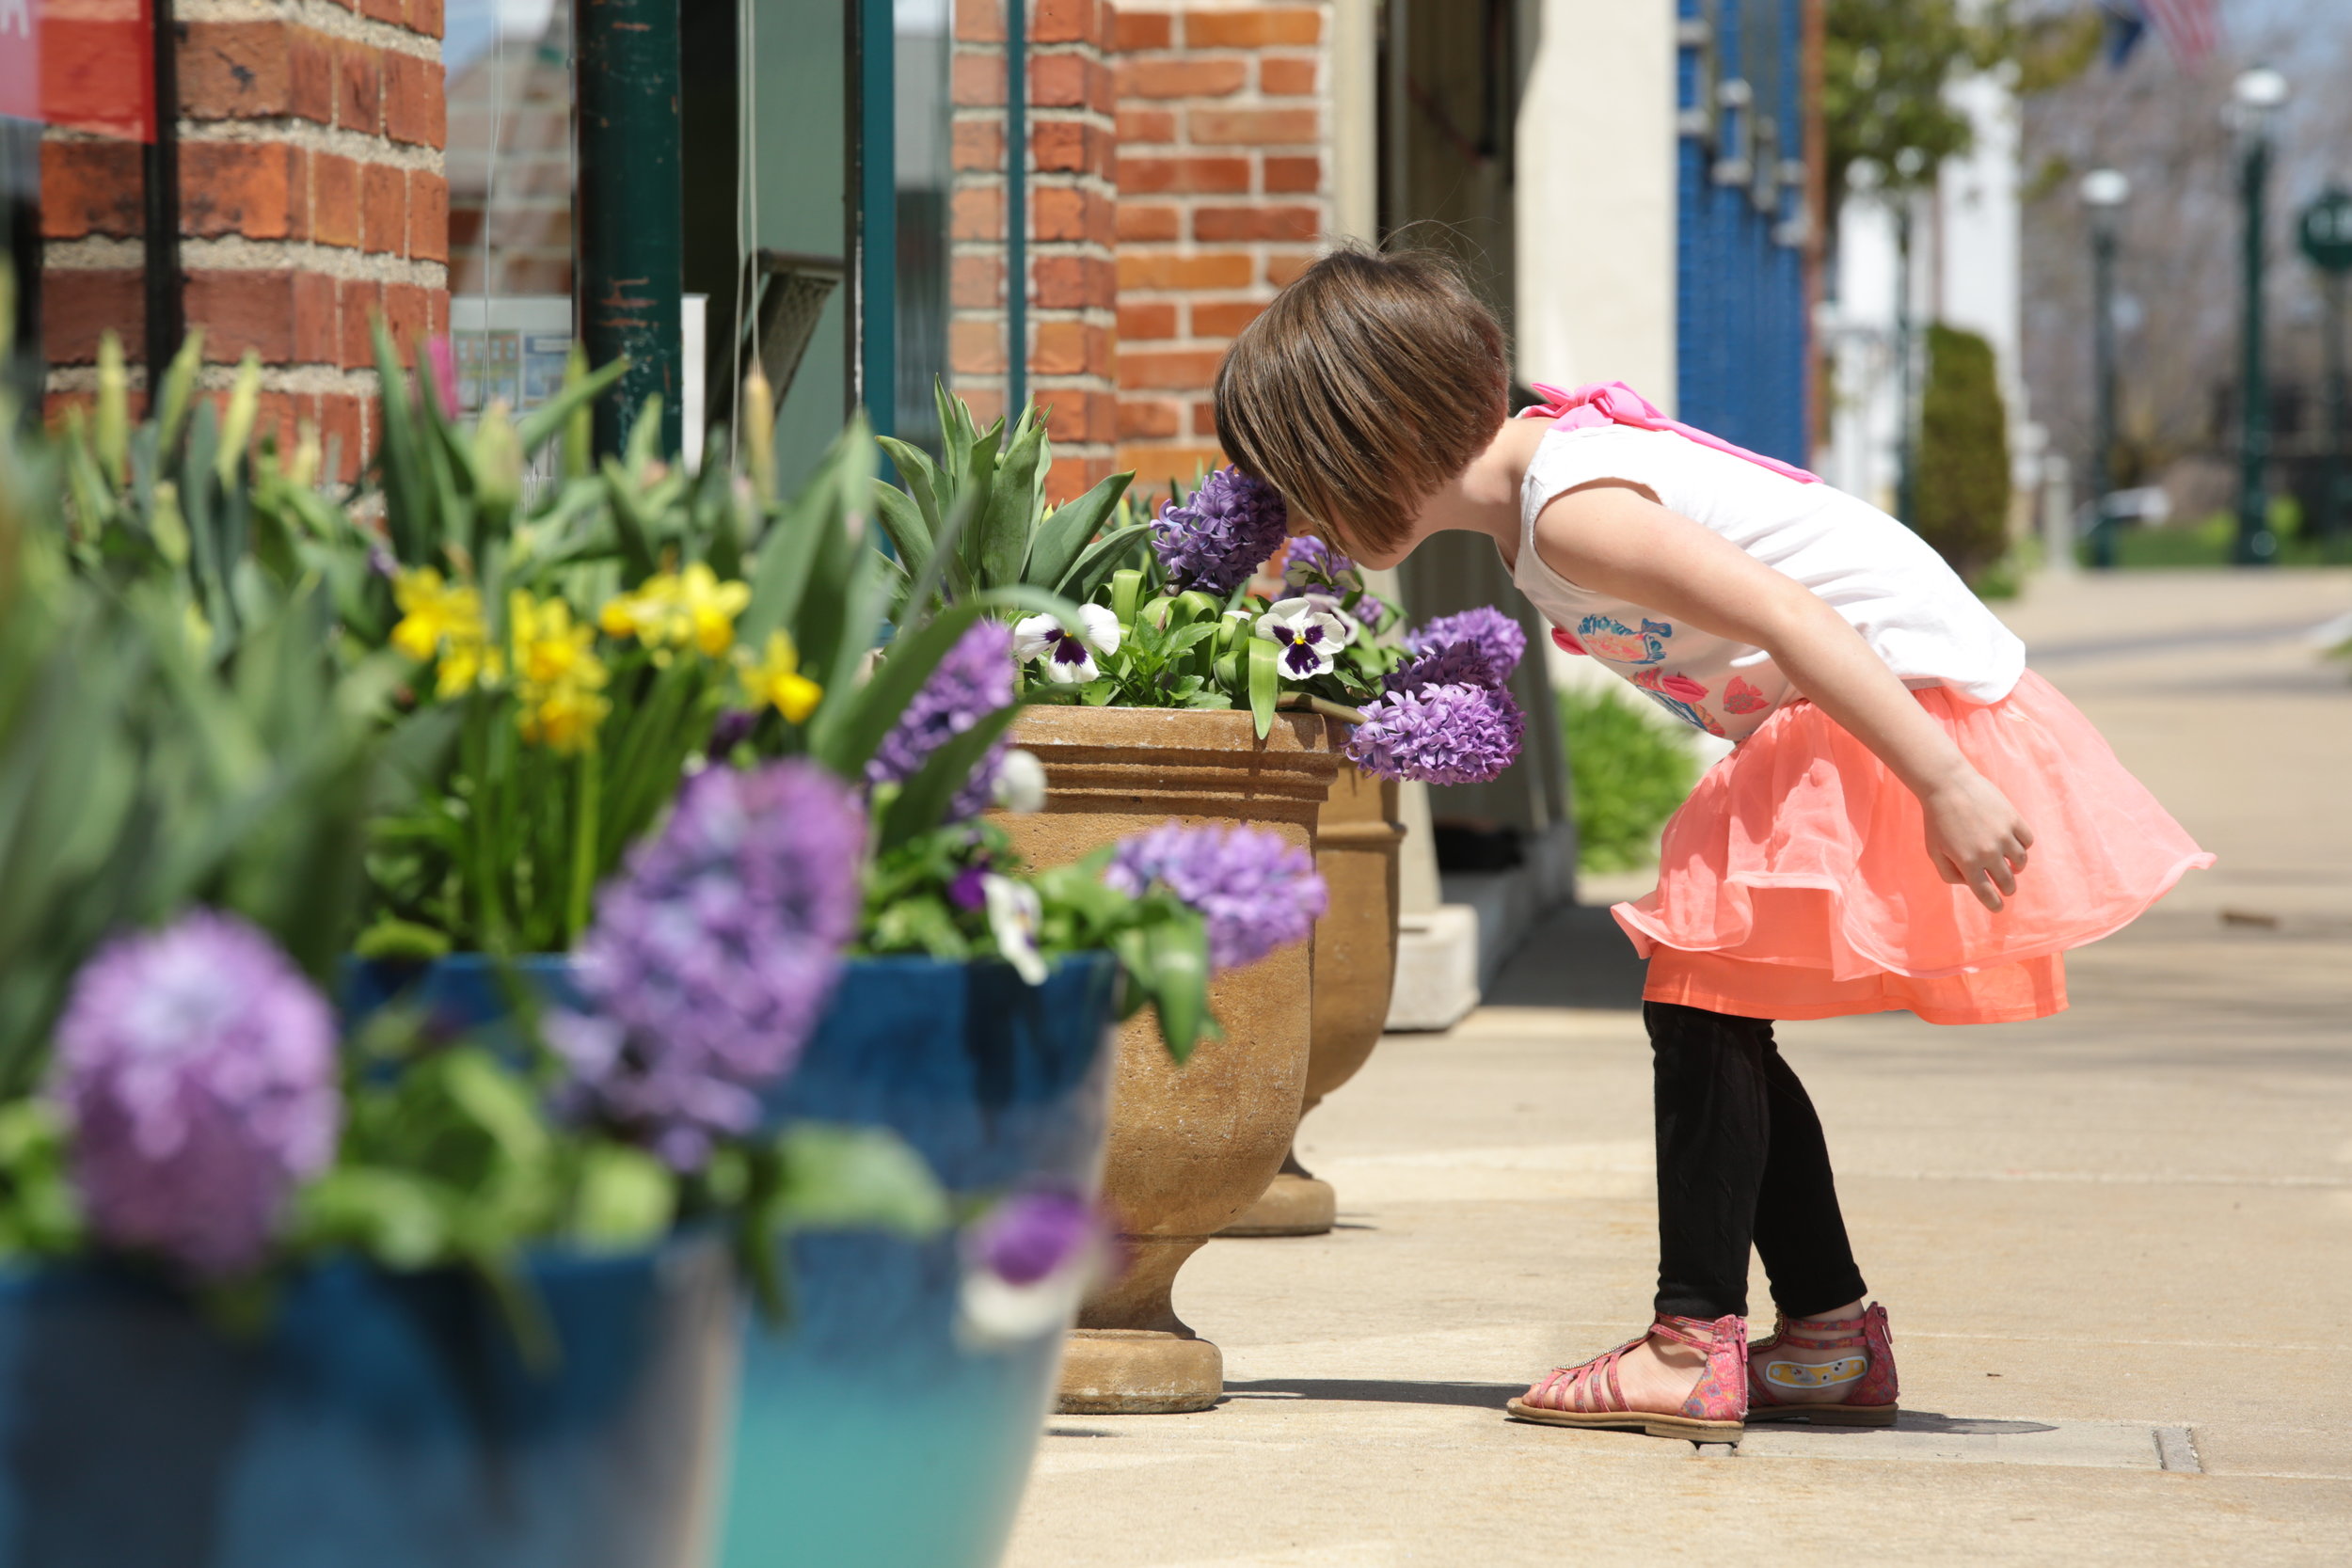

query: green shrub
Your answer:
[1915,323,2012,585]
[1559,685,1701,874]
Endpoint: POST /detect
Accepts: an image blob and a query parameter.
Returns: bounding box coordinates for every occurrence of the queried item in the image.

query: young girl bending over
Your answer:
[1213,248,2210,1442]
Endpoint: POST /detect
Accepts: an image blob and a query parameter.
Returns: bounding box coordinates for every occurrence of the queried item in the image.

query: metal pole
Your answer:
[1004,0,1025,419]
[1895,198,1915,528]
[577,0,684,456]
[2090,214,2119,569]
[2233,128,2274,563]
[143,0,184,375]
[2326,271,2347,543]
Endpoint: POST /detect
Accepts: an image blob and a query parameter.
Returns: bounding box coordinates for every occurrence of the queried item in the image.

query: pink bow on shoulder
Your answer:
[1518,381,1820,485]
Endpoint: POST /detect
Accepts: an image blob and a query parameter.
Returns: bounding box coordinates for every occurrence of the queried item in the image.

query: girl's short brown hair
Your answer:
[1213,246,1510,556]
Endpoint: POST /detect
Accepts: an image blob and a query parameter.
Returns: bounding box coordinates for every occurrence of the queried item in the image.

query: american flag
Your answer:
[2141,0,2222,69]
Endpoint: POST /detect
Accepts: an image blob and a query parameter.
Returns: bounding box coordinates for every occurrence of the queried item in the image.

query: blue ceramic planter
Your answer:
[721,955,1119,1568]
[0,1237,735,1568]
[346,949,1121,1568]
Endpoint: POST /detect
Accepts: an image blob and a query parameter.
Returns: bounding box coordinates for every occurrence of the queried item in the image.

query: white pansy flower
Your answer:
[981,873,1048,985]
[1254,594,1357,681]
[1012,604,1122,685]
[993,748,1047,814]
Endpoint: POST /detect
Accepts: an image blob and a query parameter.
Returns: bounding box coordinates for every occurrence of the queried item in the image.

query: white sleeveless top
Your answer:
[1514,423,2026,740]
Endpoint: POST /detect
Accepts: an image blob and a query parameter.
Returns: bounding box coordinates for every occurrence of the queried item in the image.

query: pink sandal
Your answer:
[1507,1313,1749,1440]
[1745,1302,1899,1425]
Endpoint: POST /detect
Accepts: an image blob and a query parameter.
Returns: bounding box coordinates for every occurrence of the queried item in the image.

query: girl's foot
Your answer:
[1507,1313,1749,1440]
[1746,1301,1900,1426]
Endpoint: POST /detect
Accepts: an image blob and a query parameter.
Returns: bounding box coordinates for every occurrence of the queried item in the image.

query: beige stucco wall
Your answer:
[1512,0,1677,410]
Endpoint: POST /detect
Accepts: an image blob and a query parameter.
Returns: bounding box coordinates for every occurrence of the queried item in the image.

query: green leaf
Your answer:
[876,701,1025,852]
[1028,469,1134,592]
[739,418,873,650]
[1056,519,1154,604]
[771,1123,950,1238]
[570,1143,678,1251]
[869,472,933,579]
[296,1167,451,1269]
[1247,636,1280,740]
[516,356,628,458]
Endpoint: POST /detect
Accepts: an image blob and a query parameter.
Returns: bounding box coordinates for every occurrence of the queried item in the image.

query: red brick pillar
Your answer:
[1112,2,1330,481]
[953,0,1119,501]
[40,0,450,480]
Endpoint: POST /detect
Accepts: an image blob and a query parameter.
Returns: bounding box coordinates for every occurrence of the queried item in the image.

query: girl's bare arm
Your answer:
[1535,480,2032,911]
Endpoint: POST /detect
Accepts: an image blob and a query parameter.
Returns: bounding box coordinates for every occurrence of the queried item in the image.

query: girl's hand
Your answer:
[1921,769,2035,911]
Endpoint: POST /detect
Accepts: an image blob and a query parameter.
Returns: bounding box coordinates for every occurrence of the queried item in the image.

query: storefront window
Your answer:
[445,0,578,419]
[435,0,988,479]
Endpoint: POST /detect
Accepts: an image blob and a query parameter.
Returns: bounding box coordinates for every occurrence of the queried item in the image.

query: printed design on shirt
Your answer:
[1549,626,1589,657]
[1722,675,1772,715]
[1629,666,1726,737]
[1575,614,1673,665]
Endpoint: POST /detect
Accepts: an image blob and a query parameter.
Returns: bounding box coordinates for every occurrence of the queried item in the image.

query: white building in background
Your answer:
[1817,68,2046,525]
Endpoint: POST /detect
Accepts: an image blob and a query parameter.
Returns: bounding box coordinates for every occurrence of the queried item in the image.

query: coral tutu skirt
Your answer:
[1620,670,2213,1025]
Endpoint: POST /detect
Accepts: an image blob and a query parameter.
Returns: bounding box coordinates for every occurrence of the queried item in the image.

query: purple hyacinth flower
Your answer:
[1387,638,1502,695]
[1407,607,1526,682]
[561,759,866,1170]
[1102,821,1327,973]
[1281,535,1385,624]
[865,619,1015,822]
[1152,467,1291,595]
[51,911,341,1278]
[1347,681,1526,784]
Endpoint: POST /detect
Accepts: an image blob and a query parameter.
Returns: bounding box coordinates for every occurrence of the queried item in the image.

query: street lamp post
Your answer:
[2082,168,2130,570]
[2299,186,2352,544]
[2231,66,2291,566]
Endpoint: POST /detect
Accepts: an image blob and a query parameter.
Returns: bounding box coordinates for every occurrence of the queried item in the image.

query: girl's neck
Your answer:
[1415,416,1549,562]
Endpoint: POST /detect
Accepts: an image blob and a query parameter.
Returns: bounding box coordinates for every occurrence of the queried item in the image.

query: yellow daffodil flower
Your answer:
[389,567,485,664]
[739,629,823,723]
[675,562,753,657]
[597,563,752,658]
[516,680,612,754]
[510,589,611,753]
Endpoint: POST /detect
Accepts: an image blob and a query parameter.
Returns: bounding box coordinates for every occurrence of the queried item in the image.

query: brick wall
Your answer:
[1112,2,1332,483]
[952,0,1119,502]
[40,0,450,480]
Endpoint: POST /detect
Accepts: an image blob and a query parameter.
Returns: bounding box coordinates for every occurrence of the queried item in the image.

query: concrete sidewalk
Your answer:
[1006,569,2352,1568]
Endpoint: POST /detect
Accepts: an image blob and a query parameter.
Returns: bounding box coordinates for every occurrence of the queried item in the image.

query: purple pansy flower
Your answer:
[866,618,1016,821]
[51,911,341,1277]
[1152,467,1291,594]
[1255,594,1357,681]
[1013,605,1123,686]
[1103,822,1327,973]
[1407,606,1526,682]
[958,1186,1112,1346]
[556,760,865,1170]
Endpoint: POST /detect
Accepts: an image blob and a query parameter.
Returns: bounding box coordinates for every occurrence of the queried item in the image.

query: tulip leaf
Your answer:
[1247,636,1281,740]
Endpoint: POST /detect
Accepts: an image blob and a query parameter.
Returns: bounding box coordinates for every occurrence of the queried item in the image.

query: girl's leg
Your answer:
[1649,1001,1775,1320]
[1521,1002,1776,1416]
[1750,1036,1867,1316]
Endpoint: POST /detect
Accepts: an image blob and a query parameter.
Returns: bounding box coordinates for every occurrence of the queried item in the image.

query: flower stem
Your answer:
[567,746,602,944]
[1276,693,1366,725]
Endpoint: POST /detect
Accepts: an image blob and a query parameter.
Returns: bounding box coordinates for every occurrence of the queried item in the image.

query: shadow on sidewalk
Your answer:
[1222,1379,1524,1410]
[1484,903,1649,1010]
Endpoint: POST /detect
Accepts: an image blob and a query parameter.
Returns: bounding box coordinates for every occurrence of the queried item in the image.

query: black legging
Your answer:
[1647,1001,1867,1322]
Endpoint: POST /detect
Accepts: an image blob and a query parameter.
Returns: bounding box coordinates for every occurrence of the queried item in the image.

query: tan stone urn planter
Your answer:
[1222,768,1405,1237]
[996,706,1343,1415]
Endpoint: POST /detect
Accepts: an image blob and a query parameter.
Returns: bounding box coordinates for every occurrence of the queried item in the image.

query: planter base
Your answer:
[1220,1167,1337,1237]
[1057,1330,1223,1415]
